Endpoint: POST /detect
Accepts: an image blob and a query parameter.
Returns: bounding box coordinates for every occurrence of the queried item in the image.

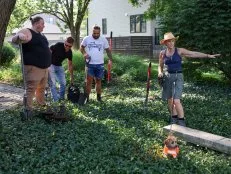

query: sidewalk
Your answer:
[0,83,23,111]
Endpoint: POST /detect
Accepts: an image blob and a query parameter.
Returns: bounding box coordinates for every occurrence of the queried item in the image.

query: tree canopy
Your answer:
[9,0,91,49]
[7,0,37,34]
[36,0,91,49]
[130,0,231,81]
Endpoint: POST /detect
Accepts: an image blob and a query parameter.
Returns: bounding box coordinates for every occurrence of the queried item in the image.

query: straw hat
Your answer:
[160,32,179,45]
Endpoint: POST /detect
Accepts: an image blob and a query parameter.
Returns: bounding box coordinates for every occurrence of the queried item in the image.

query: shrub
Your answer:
[65,52,158,83]
[0,42,16,66]
[183,58,228,85]
[0,60,22,85]
[106,54,149,81]
[72,51,85,72]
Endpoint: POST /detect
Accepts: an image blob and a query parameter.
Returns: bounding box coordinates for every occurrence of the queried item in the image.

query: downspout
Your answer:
[87,17,89,36]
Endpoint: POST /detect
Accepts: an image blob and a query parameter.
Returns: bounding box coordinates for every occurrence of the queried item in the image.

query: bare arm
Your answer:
[12,28,32,44]
[178,48,221,58]
[158,50,164,77]
[105,48,112,61]
[80,45,86,55]
[80,45,88,60]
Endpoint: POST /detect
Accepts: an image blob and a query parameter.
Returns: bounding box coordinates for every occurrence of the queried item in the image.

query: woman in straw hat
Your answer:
[158,32,220,126]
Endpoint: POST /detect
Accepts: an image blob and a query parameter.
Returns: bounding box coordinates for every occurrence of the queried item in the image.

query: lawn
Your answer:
[0,53,231,173]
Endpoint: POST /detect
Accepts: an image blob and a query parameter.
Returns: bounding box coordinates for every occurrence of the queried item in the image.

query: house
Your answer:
[6,14,72,46]
[87,0,162,58]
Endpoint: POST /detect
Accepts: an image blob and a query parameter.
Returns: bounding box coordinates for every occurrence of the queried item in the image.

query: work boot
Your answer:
[83,93,89,103]
[20,109,33,121]
[78,93,89,105]
[178,119,186,127]
[97,94,102,102]
[170,115,178,124]
[59,104,66,114]
[86,94,89,103]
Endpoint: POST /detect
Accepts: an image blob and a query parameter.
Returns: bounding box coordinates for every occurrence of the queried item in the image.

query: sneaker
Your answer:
[171,117,178,124]
[178,119,186,127]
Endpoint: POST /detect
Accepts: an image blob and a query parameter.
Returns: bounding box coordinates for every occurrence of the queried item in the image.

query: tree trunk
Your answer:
[71,22,81,50]
[73,31,81,50]
[74,33,80,50]
[0,0,17,63]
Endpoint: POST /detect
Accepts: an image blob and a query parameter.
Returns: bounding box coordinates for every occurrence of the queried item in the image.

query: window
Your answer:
[155,28,161,45]
[130,14,146,33]
[48,17,54,24]
[102,18,107,35]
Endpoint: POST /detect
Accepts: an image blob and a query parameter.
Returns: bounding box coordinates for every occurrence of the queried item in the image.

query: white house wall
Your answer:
[88,0,155,38]
[43,34,71,41]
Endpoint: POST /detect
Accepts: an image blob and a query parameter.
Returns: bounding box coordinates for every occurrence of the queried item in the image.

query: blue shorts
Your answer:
[86,64,104,79]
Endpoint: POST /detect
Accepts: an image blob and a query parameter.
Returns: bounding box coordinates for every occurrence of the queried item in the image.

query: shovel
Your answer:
[145,62,152,106]
[19,41,32,121]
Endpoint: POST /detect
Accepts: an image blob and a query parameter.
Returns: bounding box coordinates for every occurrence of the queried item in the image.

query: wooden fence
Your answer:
[107,36,154,58]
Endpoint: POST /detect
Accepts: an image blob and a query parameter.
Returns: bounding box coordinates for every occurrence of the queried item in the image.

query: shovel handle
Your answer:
[145,62,152,105]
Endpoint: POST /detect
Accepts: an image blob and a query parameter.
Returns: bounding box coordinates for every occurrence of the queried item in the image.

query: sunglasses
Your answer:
[65,43,72,48]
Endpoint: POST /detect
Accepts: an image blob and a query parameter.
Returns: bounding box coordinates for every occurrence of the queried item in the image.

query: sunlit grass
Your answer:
[0,53,231,173]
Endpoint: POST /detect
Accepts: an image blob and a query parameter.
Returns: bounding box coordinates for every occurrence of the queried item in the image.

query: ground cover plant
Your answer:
[0,53,231,173]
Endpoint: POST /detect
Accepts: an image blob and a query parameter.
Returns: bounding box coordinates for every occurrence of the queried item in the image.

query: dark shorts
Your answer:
[86,64,104,79]
[162,73,184,100]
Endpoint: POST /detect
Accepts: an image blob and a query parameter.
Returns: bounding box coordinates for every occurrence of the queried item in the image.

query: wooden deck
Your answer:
[107,36,157,58]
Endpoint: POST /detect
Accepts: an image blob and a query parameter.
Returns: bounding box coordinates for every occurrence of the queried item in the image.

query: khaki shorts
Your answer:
[162,73,184,100]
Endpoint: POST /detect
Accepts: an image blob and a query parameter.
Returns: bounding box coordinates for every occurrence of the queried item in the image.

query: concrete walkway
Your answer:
[0,83,23,111]
[163,124,231,155]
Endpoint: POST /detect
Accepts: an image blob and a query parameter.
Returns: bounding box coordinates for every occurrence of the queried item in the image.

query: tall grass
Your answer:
[63,52,159,85]
[0,50,227,87]
[0,54,22,86]
[183,58,228,85]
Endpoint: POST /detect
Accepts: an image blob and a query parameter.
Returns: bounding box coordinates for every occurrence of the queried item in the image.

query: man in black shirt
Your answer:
[49,37,74,101]
[12,16,51,114]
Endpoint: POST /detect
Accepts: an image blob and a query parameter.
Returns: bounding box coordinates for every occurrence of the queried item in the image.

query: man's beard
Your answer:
[93,35,99,39]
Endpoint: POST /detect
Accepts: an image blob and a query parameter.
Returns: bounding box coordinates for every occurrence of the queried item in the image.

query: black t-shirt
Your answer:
[22,29,51,69]
[50,42,72,66]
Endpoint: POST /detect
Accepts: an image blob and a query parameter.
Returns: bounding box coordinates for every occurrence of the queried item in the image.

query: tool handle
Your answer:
[109,31,113,50]
[145,62,152,105]
[107,61,111,84]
